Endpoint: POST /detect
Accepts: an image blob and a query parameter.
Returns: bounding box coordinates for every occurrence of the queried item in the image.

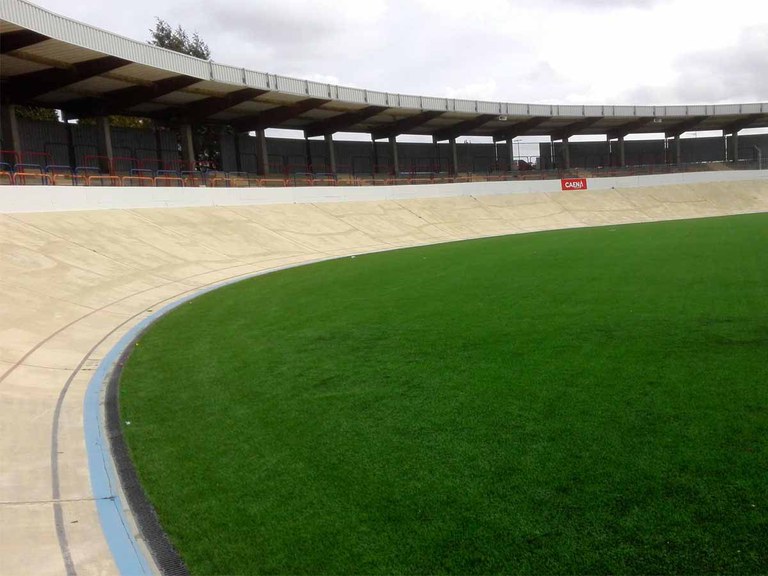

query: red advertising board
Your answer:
[561,178,588,191]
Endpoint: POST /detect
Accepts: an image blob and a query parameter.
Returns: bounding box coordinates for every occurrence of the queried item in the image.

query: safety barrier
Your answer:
[230,176,261,188]
[23,151,53,167]
[257,178,290,187]
[407,174,435,185]
[181,171,204,187]
[12,172,52,185]
[15,163,44,174]
[122,176,155,187]
[87,175,121,186]
[209,177,231,187]
[47,165,79,186]
[154,176,185,187]
[312,173,338,186]
[0,150,21,166]
[292,172,315,186]
[4,161,762,189]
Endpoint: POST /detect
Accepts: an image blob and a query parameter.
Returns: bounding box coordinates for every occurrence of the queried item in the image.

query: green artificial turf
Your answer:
[120,213,768,575]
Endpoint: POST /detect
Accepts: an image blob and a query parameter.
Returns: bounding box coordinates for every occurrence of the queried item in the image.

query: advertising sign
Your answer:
[561,178,588,190]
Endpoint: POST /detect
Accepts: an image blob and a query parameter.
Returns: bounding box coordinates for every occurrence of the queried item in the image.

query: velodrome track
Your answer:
[1,173,767,575]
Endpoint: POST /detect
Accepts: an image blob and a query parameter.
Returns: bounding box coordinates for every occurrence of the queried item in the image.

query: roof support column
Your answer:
[95,116,114,173]
[62,112,77,170]
[729,131,739,162]
[255,130,269,176]
[153,126,164,171]
[370,136,379,174]
[674,135,682,166]
[1,104,22,163]
[324,133,337,174]
[449,137,458,175]
[722,132,728,162]
[618,136,626,167]
[389,137,399,176]
[233,133,242,173]
[507,139,516,171]
[304,136,312,172]
[179,123,195,172]
[563,138,571,170]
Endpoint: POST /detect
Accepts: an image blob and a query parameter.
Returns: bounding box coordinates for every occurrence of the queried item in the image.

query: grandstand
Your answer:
[1,0,767,574]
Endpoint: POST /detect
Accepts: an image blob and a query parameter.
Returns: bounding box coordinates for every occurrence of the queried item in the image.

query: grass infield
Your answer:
[120,213,768,575]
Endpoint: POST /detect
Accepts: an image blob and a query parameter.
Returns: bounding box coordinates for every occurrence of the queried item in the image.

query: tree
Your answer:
[77,115,150,129]
[16,105,58,122]
[149,18,211,60]
[147,19,219,169]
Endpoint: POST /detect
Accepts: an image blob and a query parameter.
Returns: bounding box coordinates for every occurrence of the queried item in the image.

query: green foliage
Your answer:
[121,214,768,575]
[108,115,150,129]
[15,106,58,121]
[76,115,151,128]
[149,18,211,60]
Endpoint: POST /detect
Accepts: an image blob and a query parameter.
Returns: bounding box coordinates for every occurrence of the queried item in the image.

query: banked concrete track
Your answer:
[1,174,767,575]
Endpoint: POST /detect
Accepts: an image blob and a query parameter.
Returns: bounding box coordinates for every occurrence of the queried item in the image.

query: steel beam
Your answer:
[491,117,549,142]
[432,114,497,142]
[371,111,444,140]
[304,106,386,138]
[720,114,764,135]
[0,30,49,54]
[231,98,328,132]
[180,88,267,121]
[664,116,707,138]
[62,75,201,117]
[606,117,655,140]
[550,117,602,141]
[4,56,131,102]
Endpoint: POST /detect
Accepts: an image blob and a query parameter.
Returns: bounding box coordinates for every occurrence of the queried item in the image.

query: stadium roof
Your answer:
[2,0,767,141]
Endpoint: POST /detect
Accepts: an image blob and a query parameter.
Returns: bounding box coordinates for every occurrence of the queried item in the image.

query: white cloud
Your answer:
[27,0,768,106]
[445,79,499,101]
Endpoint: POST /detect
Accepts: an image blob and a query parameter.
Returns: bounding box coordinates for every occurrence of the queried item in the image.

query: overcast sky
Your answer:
[31,0,768,106]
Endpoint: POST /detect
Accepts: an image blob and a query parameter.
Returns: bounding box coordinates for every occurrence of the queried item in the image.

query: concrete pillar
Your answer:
[62,112,77,170]
[389,136,399,175]
[432,135,440,173]
[563,138,571,170]
[153,126,164,171]
[369,138,377,173]
[179,123,195,171]
[304,137,312,172]
[507,139,515,171]
[324,133,337,174]
[449,137,458,175]
[95,116,114,173]
[233,133,242,173]
[674,135,682,166]
[729,131,739,162]
[618,136,626,167]
[722,132,728,162]
[255,129,269,175]
[1,104,22,164]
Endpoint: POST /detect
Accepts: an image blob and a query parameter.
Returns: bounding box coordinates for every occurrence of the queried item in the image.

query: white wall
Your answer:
[1,170,766,214]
